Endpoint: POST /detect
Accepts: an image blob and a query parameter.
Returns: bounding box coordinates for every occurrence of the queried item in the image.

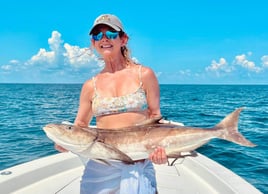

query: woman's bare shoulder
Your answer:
[139,65,157,80]
[80,78,95,95]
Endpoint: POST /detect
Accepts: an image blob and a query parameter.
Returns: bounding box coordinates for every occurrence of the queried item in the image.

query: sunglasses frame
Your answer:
[92,30,119,41]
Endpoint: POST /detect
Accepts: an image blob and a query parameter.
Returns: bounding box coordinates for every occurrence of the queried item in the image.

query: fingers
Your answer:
[149,147,167,164]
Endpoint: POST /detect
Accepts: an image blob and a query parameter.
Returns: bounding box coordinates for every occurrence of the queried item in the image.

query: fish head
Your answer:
[43,124,97,153]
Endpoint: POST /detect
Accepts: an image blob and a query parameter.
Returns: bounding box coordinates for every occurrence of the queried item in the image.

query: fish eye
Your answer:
[67,126,72,130]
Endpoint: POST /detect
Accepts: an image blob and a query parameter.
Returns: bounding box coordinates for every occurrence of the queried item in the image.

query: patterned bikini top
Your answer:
[92,65,148,117]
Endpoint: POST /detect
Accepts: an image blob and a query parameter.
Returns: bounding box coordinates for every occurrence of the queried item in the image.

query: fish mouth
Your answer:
[43,125,92,148]
[43,124,58,132]
[44,128,92,153]
[43,126,62,137]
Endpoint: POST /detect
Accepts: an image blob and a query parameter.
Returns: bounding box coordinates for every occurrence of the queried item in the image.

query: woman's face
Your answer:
[91,25,126,58]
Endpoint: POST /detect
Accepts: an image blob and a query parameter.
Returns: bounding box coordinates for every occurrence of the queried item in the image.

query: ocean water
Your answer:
[0,84,267,193]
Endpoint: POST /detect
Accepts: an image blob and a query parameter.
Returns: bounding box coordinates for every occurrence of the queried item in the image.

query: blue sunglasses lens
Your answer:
[92,32,103,41]
[92,31,119,41]
[106,31,119,39]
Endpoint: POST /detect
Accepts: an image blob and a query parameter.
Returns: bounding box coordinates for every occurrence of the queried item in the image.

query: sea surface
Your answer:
[0,84,267,193]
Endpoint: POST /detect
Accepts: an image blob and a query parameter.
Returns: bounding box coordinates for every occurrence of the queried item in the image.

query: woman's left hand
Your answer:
[149,147,168,164]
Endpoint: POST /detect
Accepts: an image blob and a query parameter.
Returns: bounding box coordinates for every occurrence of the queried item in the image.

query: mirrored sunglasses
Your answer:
[92,31,119,41]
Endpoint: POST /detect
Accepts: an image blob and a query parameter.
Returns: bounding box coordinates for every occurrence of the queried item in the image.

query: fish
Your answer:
[43,107,256,164]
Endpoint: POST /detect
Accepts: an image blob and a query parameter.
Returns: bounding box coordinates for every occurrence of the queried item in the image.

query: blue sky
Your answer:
[1,0,268,84]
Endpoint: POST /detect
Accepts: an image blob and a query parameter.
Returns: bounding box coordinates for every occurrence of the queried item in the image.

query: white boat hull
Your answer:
[0,152,261,194]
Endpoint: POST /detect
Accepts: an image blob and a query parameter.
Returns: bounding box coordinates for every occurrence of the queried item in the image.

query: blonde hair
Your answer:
[119,31,136,65]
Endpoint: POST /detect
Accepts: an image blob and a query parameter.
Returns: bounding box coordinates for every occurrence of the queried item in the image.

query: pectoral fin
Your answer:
[96,142,135,164]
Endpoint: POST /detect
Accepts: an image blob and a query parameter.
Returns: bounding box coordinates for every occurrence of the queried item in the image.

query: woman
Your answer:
[56,13,167,194]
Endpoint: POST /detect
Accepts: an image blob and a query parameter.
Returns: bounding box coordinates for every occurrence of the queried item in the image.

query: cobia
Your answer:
[43,108,256,164]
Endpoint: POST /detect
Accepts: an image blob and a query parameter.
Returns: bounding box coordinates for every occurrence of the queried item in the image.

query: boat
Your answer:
[0,151,262,194]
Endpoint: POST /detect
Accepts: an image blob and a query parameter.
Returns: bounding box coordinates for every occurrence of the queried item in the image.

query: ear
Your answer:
[121,34,128,46]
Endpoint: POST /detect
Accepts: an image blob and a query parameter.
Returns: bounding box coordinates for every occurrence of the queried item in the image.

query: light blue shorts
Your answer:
[80,159,157,194]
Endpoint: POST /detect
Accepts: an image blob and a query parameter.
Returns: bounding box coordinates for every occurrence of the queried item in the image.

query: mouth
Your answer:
[101,44,113,48]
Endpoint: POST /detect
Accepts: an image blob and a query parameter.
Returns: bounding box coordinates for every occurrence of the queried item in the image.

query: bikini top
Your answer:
[92,65,148,117]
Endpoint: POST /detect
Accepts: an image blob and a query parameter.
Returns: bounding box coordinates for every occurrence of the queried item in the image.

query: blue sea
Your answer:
[0,84,267,193]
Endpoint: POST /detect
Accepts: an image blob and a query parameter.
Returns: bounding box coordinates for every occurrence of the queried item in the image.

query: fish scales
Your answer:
[43,107,256,163]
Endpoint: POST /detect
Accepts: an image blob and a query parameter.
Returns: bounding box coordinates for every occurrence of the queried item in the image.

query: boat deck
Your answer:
[0,152,261,194]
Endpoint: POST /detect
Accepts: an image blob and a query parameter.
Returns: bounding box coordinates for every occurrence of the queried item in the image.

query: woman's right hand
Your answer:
[55,144,68,152]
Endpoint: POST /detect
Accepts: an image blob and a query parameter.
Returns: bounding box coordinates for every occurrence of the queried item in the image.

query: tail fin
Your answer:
[214,107,256,147]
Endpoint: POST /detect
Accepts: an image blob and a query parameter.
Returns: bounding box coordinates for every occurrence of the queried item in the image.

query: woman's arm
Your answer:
[142,66,168,164]
[55,80,94,152]
[74,80,94,127]
[142,66,161,118]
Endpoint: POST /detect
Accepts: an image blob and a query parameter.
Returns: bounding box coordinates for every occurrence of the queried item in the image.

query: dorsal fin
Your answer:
[135,116,163,126]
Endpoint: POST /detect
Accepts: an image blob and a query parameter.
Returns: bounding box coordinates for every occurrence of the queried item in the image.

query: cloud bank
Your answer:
[202,52,268,84]
[157,52,268,84]
[0,31,103,83]
[1,30,268,84]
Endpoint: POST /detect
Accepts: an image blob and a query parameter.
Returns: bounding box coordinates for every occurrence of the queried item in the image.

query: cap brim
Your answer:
[89,22,121,35]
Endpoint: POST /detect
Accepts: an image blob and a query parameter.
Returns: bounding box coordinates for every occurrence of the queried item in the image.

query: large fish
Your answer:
[43,108,256,164]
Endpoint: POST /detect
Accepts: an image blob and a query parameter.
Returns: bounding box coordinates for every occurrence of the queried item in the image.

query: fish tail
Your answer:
[215,107,256,147]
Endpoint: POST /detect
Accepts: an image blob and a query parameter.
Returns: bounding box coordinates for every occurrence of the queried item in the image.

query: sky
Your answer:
[1,0,268,84]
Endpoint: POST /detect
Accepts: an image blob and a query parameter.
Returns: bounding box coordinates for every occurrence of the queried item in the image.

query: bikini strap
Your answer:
[139,65,143,86]
[92,77,98,96]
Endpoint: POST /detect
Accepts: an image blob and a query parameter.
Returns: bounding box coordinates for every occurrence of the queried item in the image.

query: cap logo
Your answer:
[96,15,111,23]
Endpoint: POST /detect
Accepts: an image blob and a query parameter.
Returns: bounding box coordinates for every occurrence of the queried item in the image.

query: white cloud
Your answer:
[206,58,226,71]
[26,31,64,66]
[205,57,233,75]
[204,53,268,82]
[179,69,191,76]
[205,53,265,76]
[0,30,103,83]
[32,31,102,70]
[0,60,23,73]
[1,60,20,71]
[27,48,56,65]
[48,31,63,52]
[1,65,11,71]
[10,59,20,64]
[261,55,268,68]
[63,43,98,68]
[233,54,261,73]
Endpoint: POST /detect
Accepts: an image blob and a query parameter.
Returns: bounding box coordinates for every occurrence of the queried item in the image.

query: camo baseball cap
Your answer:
[89,14,124,35]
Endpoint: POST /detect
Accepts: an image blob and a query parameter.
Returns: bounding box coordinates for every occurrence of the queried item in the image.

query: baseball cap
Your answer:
[89,14,124,35]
